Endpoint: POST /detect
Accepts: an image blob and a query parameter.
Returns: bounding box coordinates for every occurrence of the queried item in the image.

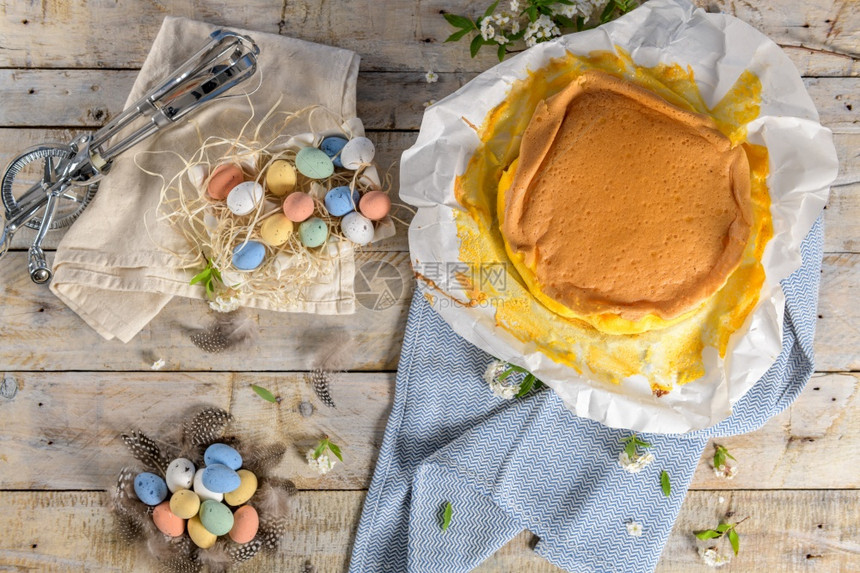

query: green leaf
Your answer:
[441,501,453,531]
[695,529,721,540]
[728,528,740,555]
[635,436,652,449]
[515,374,535,398]
[470,34,484,58]
[189,268,210,286]
[497,42,506,62]
[328,441,344,462]
[661,470,671,497]
[483,0,500,19]
[625,440,636,459]
[526,6,538,21]
[600,1,616,23]
[444,13,474,30]
[716,523,732,533]
[250,384,278,403]
[313,440,327,460]
[445,28,472,43]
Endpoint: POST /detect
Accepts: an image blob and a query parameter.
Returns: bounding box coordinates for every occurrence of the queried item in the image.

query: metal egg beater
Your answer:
[0,29,259,284]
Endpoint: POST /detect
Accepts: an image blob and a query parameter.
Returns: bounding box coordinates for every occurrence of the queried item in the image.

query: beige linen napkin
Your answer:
[51,17,361,342]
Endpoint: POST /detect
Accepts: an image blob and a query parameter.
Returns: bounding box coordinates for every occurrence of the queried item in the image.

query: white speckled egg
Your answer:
[226,181,264,216]
[165,458,196,493]
[339,137,375,170]
[341,212,375,246]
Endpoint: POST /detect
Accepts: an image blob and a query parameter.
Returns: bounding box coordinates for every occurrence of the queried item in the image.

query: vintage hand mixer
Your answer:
[0,29,259,284]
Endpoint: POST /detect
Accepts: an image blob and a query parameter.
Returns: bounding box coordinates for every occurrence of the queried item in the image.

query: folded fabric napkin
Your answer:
[50,17,361,342]
[350,217,823,573]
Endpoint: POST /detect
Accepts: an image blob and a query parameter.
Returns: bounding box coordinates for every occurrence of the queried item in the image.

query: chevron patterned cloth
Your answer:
[350,217,823,573]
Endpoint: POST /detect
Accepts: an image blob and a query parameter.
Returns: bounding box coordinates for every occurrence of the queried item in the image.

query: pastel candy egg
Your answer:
[193,468,223,502]
[320,136,348,168]
[133,472,168,506]
[298,217,329,248]
[199,499,235,536]
[324,186,360,217]
[188,515,217,549]
[359,191,391,221]
[340,137,375,170]
[207,164,244,201]
[295,147,334,179]
[229,505,260,544]
[165,458,196,493]
[169,488,201,519]
[232,241,266,271]
[341,212,375,246]
[204,443,243,471]
[226,181,264,216]
[260,214,294,246]
[152,502,185,538]
[201,463,241,493]
[265,160,297,196]
[282,191,315,223]
[224,469,258,506]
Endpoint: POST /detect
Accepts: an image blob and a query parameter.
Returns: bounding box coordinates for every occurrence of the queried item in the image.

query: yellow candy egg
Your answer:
[224,469,258,506]
[169,488,201,520]
[266,160,297,196]
[188,515,217,549]
[260,214,294,246]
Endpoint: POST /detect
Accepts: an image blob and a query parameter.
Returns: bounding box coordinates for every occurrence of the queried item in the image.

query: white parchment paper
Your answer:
[400,0,839,433]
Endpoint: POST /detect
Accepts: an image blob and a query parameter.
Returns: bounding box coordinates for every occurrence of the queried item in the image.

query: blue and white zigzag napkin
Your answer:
[349,217,823,573]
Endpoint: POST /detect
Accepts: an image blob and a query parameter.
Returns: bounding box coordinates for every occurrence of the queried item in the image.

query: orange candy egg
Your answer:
[359,190,391,221]
[229,505,260,544]
[152,501,185,537]
[282,192,315,223]
[207,164,244,201]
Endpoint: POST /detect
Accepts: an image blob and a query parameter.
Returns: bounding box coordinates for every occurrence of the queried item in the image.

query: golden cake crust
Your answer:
[501,70,753,322]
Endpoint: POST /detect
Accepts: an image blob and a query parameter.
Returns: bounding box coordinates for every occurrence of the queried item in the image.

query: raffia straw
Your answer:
[133,98,395,307]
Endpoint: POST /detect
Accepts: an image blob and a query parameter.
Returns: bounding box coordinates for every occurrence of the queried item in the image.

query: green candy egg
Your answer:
[299,217,329,248]
[295,147,334,180]
[198,499,234,536]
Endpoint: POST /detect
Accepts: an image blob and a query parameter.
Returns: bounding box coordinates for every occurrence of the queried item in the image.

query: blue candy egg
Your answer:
[232,241,266,271]
[201,464,241,494]
[324,186,360,217]
[320,136,348,168]
[204,443,243,471]
[134,472,168,506]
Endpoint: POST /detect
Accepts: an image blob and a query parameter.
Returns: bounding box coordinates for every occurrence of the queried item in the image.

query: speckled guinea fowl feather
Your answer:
[183,407,233,447]
[157,556,202,573]
[230,539,263,563]
[190,313,258,354]
[121,430,169,474]
[308,367,337,408]
[240,442,288,475]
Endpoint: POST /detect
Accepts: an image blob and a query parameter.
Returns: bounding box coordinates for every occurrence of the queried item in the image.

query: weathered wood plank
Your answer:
[0,252,855,372]
[0,70,858,132]
[0,371,856,491]
[0,1,857,76]
[0,250,414,372]
[0,490,856,571]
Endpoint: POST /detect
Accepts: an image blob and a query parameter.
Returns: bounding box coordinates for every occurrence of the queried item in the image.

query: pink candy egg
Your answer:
[282,192,315,223]
[207,164,244,201]
[153,501,185,538]
[229,505,259,544]
[359,191,391,221]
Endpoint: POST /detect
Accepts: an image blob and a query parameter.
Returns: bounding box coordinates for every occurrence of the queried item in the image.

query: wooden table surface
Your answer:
[0,1,857,571]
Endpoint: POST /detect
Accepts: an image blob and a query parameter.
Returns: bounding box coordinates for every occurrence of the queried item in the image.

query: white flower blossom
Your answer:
[713,463,738,479]
[306,448,337,475]
[150,358,165,371]
[425,70,439,83]
[618,451,655,473]
[480,18,497,41]
[524,14,561,47]
[483,359,521,400]
[699,546,731,567]
[509,0,520,13]
[626,521,643,537]
[209,295,242,313]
